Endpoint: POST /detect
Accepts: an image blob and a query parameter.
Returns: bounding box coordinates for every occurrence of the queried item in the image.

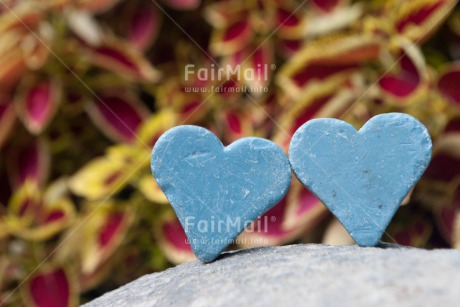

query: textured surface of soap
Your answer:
[151,125,291,262]
[289,113,432,246]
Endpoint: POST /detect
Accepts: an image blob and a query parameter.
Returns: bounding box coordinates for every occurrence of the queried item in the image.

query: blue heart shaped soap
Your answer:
[151,126,291,262]
[289,113,432,246]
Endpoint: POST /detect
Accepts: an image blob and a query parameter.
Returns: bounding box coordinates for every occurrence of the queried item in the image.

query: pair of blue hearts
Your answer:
[151,113,432,262]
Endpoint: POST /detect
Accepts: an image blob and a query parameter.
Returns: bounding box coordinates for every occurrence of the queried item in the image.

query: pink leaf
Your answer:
[43,210,66,224]
[226,112,242,134]
[438,63,460,105]
[379,51,422,100]
[392,220,431,246]
[277,7,301,28]
[24,267,75,307]
[177,98,206,124]
[87,93,149,143]
[241,42,273,90]
[220,110,252,144]
[292,63,357,88]
[277,39,302,58]
[15,79,60,135]
[126,4,161,50]
[99,211,124,247]
[387,206,432,247]
[276,5,303,39]
[162,218,192,253]
[80,204,132,274]
[273,90,355,150]
[157,214,196,264]
[283,179,328,230]
[86,40,161,82]
[238,196,297,247]
[7,138,49,189]
[210,19,253,56]
[278,35,381,99]
[95,209,131,258]
[435,186,460,244]
[311,0,345,13]
[394,0,453,43]
[423,152,460,183]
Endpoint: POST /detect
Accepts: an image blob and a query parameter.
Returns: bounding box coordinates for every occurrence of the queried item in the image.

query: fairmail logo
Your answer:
[184,63,273,82]
[183,215,275,233]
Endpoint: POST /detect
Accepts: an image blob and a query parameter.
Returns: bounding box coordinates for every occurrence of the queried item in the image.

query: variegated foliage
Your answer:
[1,0,460,305]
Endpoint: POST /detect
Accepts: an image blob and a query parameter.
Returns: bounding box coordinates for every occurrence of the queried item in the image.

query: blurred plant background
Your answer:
[1,0,460,305]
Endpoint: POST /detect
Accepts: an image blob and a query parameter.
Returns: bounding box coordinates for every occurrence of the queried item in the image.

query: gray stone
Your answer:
[85,244,460,307]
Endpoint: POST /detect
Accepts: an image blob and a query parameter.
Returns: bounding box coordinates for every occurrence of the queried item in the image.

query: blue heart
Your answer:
[289,113,432,246]
[151,126,291,262]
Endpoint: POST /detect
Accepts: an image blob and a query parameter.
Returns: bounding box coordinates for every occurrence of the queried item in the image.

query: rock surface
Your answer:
[85,244,460,307]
